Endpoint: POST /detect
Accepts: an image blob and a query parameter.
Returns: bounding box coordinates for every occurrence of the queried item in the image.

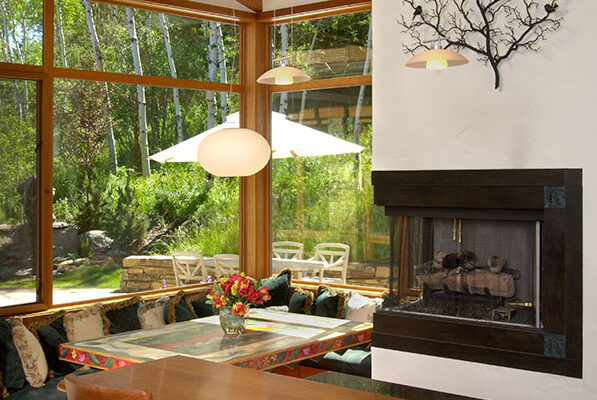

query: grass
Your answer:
[0,262,122,289]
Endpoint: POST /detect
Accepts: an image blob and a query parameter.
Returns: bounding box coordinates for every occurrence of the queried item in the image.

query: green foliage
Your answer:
[101,169,148,248]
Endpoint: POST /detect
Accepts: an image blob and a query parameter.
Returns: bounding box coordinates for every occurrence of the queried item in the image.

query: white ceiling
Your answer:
[188,0,326,12]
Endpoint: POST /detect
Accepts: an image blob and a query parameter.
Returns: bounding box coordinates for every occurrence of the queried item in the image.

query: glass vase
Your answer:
[219,306,246,336]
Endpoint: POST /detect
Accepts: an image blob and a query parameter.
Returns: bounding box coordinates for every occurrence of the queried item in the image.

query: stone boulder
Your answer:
[80,230,113,255]
[52,222,79,257]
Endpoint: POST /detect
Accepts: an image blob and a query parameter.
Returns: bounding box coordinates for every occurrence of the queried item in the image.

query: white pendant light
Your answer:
[257,6,311,85]
[197,128,271,177]
[405,39,468,70]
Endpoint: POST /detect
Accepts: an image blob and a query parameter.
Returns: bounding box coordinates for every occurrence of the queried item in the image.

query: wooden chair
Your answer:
[64,373,152,400]
[171,252,205,286]
[309,243,350,284]
[213,254,240,276]
[272,241,304,260]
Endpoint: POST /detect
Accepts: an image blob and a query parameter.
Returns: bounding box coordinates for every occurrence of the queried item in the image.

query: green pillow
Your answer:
[164,291,198,323]
[321,348,372,378]
[29,311,77,376]
[288,288,314,314]
[101,297,143,334]
[262,269,291,307]
[313,286,346,319]
[0,316,25,390]
[185,292,216,318]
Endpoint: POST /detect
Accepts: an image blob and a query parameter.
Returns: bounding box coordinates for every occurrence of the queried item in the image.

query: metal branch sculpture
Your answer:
[397,0,562,89]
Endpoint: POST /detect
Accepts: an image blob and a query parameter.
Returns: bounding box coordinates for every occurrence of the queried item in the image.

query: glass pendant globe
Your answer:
[197,128,271,177]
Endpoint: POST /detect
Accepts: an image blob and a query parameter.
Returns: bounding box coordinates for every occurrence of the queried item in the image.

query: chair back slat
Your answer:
[272,241,304,260]
[213,254,240,276]
[172,252,205,286]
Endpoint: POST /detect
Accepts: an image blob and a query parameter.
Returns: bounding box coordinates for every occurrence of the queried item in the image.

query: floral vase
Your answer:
[219,306,246,335]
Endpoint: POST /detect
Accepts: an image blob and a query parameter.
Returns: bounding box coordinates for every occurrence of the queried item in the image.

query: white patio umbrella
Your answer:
[148,112,365,163]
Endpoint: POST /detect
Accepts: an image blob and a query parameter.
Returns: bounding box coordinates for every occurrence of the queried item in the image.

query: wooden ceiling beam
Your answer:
[237,0,262,12]
[258,0,371,23]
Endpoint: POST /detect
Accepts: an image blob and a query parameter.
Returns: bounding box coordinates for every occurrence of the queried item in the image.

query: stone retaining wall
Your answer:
[120,255,389,292]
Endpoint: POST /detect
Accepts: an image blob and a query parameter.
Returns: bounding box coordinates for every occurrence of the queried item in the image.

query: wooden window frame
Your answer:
[0,0,372,316]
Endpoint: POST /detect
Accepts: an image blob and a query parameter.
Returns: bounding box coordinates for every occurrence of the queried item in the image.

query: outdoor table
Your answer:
[59,309,372,371]
[64,355,399,400]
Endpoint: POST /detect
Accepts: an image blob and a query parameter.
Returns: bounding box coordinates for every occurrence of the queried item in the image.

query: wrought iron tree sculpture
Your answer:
[397,0,562,89]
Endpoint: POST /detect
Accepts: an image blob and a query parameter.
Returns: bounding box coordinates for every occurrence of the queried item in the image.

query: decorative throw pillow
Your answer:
[262,269,292,307]
[184,290,215,318]
[344,291,384,323]
[137,296,169,329]
[100,297,143,334]
[313,286,346,319]
[164,291,198,324]
[288,287,314,315]
[63,304,105,342]
[0,316,25,390]
[28,310,77,377]
[8,317,48,388]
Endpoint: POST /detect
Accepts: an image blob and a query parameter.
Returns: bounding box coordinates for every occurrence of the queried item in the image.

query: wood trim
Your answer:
[239,21,271,280]
[51,68,243,93]
[91,0,256,23]
[40,0,54,309]
[0,303,49,317]
[268,75,371,93]
[0,62,44,78]
[258,0,371,23]
[237,0,262,13]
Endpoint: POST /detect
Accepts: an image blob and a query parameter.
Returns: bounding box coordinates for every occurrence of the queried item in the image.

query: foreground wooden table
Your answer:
[69,355,400,400]
[60,309,372,370]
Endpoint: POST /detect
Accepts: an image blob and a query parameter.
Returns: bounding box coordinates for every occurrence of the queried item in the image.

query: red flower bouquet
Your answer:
[206,273,271,317]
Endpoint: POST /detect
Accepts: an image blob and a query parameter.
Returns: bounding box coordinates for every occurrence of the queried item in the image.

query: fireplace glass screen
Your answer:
[389,216,541,328]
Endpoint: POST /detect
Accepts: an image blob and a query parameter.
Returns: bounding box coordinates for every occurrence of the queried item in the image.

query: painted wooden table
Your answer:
[59,309,372,371]
[67,355,400,400]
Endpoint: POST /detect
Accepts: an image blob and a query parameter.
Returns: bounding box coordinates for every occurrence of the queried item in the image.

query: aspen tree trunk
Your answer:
[353,21,372,189]
[206,21,218,129]
[298,20,321,124]
[56,0,67,67]
[83,0,118,174]
[279,24,288,114]
[216,23,228,121]
[8,8,28,115]
[126,7,150,177]
[0,2,22,119]
[158,13,183,143]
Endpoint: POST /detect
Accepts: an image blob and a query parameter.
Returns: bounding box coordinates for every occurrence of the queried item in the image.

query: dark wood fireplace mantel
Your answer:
[371,169,582,378]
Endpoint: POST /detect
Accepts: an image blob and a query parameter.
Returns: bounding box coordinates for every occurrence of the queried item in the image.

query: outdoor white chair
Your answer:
[272,241,304,260]
[213,254,240,276]
[171,252,206,286]
[308,243,350,284]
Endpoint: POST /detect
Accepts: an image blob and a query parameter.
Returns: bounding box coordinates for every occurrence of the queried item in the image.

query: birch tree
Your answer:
[278,24,289,114]
[206,21,218,129]
[126,7,150,177]
[56,0,67,68]
[83,0,118,174]
[158,13,183,143]
[298,20,321,124]
[215,23,228,121]
[0,2,23,119]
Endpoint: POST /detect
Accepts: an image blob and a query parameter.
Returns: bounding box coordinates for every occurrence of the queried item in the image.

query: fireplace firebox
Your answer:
[372,169,582,377]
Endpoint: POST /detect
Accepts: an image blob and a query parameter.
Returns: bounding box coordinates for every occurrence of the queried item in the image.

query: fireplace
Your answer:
[372,169,582,377]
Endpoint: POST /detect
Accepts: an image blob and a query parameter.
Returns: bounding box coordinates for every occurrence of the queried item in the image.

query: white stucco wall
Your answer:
[372,0,597,399]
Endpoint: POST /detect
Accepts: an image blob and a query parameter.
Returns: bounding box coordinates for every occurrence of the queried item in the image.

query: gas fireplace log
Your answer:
[416,269,515,298]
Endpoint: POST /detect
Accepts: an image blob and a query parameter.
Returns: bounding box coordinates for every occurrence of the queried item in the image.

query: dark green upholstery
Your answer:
[289,290,307,313]
[0,316,25,390]
[164,291,198,323]
[313,287,345,318]
[188,296,216,318]
[102,297,143,334]
[321,349,372,378]
[7,367,99,400]
[35,317,77,376]
[262,270,291,307]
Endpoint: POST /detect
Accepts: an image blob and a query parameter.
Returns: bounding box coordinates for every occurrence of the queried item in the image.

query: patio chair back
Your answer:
[312,243,350,284]
[272,241,304,260]
[65,372,152,400]
[213,254,240,276]
[172,252,205,286]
